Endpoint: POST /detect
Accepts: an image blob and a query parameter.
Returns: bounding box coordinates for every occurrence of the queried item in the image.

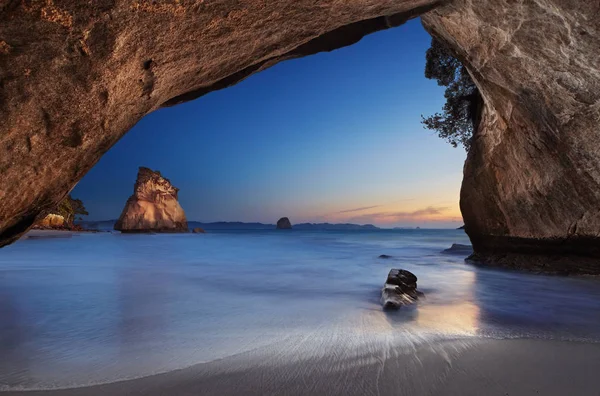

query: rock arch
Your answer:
[1,0,599,272]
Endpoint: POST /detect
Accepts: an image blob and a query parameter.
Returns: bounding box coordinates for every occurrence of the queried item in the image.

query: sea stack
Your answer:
[276,217,292,229]
[114,167,188,233]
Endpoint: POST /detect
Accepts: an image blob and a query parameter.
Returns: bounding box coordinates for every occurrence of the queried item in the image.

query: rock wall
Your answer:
[423,0,600,273]
[0,0,440,246]
[114,167,188,233]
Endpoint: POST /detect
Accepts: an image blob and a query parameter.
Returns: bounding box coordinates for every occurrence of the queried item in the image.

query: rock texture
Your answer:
[381,269,423,309]
[36,214,66,228]
[0,1,599,273]
[422,0,600,274]
[114,167,188,233]
[442,243,473,255]
[192,227,205,234]
[276,217,292,230]
[0,0,440,246]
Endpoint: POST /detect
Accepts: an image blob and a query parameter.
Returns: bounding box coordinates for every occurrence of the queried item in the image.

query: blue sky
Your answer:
[73,18,466,228]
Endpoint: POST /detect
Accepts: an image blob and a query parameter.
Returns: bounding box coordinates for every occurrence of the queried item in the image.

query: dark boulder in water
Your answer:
[381,269,423,309]
[442,243,473,255]
[192,227,205,234]
[378,254,392,259]
[276,217,292,230]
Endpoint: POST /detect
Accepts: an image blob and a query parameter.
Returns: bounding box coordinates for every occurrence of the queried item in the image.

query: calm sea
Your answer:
[1,229,600,390]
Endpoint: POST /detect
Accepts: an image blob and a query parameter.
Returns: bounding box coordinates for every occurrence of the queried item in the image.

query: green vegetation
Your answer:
[54,195,88,225]
[421,38,482,151]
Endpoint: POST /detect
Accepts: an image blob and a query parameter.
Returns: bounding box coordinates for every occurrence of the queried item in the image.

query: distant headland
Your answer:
[78,220,380,232]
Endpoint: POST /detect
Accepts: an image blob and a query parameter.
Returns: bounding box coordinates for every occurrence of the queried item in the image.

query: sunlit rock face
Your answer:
[114,167,188,233]
[423,0,600,273]
[36,214,66,229]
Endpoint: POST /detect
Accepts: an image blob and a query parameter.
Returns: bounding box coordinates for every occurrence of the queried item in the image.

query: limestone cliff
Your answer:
[0,0,599,273]
[114,167,188,233]
[423,0,600,273]
[0,0,440,246]
[36,214,66,229]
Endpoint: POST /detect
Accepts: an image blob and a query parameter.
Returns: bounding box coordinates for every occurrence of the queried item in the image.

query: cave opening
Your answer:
[72,18,468,232]
[2,0,599,273]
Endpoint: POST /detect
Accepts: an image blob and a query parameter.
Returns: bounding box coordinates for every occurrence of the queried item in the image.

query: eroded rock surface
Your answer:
[0,0,440,246]
[381,269,423,309]
[276,217,292,230]
[422,0,600,273]
[36,214,66,229]
[114,167,188,233]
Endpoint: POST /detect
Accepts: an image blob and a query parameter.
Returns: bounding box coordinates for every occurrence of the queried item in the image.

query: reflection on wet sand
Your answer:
[415,270,480,336]
[380,270,481,337]
[415,301,480,336]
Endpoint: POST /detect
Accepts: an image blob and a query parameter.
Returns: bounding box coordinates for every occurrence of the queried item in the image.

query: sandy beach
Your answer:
[3,231,600,395]
[4,338,599,396]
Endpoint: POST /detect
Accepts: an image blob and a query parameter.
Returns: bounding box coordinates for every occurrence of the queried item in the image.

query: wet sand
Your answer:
[4,338,599,396]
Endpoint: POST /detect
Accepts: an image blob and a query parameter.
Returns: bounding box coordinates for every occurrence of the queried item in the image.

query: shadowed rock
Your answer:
[442,244,473,255]
[276,217,292,230]
[192,227,205,234]
[114,167,188,233]
[381,269,423,309]
[379,254,392,259]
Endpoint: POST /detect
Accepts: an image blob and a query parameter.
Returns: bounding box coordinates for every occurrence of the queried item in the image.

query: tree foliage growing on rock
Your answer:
[422,38,482,151]
[54,195,88,225]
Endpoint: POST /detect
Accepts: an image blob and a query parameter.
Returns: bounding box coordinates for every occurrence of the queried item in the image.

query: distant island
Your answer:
[294,223,378,230]
[78,220,380,231]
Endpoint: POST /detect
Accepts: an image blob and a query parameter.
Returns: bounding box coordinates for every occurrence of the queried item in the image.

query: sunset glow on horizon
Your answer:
[73,18,466,229]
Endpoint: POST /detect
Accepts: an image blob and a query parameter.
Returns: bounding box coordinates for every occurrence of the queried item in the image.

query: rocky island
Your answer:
[276,217,292,230]
[114,167,188,233]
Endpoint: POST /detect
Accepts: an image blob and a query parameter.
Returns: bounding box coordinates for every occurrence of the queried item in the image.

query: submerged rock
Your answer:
[442,244,473,255]
[192,227,205,234]
[114,167,188,233]
[381,269,423,309]
[276,217,292,230]
[378,254,392,259]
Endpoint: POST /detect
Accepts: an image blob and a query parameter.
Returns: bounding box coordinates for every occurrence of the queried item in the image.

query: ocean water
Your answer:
[1,229,600,390]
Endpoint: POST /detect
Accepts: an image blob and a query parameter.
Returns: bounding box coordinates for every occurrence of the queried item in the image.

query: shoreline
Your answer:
[3,338,600,396]
[20,229,107,240]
